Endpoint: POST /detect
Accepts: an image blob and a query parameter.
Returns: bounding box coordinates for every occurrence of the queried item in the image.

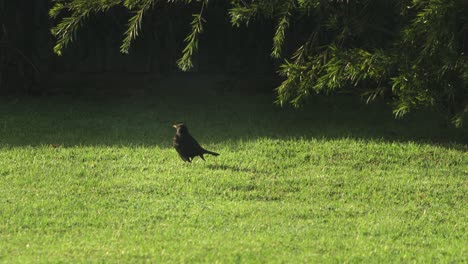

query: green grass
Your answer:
[0,91,467,263]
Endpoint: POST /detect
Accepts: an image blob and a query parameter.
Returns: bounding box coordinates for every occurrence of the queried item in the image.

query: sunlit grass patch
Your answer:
[0,94,466,262]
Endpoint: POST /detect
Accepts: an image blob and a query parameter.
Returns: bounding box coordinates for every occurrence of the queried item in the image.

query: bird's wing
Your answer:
[182,134,204,154]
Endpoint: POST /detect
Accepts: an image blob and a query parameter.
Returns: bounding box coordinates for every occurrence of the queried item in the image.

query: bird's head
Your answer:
[173,123,188,134]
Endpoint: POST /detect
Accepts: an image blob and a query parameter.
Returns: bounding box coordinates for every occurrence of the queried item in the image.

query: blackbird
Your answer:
[172,123,219,162]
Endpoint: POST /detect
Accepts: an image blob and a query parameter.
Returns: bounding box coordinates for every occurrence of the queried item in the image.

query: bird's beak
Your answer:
[172,124,177,128]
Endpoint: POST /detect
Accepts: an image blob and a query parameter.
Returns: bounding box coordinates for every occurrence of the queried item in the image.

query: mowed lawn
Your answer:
[0,90,466,263]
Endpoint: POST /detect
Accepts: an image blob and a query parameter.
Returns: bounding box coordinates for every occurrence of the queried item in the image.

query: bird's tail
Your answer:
[203,149,220,156]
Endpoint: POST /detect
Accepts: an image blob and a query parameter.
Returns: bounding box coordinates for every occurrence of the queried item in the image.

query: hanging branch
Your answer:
[121,0,155,54]
[271,0,294,59]
[50,0,123,56]
[177,1,207,71]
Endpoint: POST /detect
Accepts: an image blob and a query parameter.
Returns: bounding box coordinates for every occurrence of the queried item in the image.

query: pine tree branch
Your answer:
[120,0,155,54]
[50,0,123,56]
[177,1,207,71]
[271,0,294,59]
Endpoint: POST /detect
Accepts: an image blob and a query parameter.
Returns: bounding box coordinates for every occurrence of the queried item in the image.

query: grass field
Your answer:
[0,86,467,263]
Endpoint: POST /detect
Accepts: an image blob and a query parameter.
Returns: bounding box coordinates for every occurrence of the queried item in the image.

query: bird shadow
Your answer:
[205,164,263,174]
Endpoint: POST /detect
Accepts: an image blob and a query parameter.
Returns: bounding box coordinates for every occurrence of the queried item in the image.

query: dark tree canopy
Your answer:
[50,0,468,127]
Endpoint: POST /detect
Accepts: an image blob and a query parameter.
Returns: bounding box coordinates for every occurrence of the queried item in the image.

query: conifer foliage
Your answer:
[50,0,468,126]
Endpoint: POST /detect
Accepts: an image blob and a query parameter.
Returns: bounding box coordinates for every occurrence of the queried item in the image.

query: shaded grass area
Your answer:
[0,91,466,148]
[0,92,467,262]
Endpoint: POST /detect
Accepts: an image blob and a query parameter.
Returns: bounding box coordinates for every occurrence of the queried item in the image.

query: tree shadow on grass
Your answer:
[0,92,466,150]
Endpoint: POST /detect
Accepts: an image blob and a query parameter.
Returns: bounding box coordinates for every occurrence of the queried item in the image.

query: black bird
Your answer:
[172,123,219,162]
